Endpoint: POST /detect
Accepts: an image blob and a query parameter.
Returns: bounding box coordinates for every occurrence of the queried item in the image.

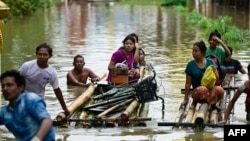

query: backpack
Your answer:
[205,55,226,85]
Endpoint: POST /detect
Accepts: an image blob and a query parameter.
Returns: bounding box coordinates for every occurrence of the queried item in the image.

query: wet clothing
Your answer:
[107,49,134,82]
[238,82,250,106]
[0,92,55,141]
[18,59,59,99]
[185,58,215,89]
[206,45,226,65]
[133,62,140,69]
[223,59,244,74]
[140,61,147,66]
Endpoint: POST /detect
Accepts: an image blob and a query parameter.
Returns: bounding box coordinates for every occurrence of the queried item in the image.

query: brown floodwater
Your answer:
[0,0,249,140]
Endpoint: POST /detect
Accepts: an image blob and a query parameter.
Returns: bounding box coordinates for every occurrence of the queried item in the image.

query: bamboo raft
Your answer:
[54,63,164,128]
[158,74,238,130]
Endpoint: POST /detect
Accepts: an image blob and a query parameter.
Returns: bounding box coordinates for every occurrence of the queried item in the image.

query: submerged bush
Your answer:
[161,0,187,6]
[187,9,250,50]
[2,0,57,20]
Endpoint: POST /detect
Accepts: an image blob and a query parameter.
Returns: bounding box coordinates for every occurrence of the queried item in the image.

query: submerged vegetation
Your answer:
[161,0,187,6]
[118,0,163,5]
[2,0,249,50]
[161,0,249,50]
[2,0,59,20]
[186,9,250,50]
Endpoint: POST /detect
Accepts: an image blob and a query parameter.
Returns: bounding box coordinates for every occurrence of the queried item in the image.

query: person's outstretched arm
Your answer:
[66,71,89,87]
[179,75,192,110]
[221,89,241,124]
[54,88,70,115]
[32,118,52,141]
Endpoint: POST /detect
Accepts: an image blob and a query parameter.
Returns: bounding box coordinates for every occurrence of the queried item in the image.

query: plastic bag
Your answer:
[201,65,216,89]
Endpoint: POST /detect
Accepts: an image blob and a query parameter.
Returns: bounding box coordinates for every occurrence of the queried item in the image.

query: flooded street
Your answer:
[0,0,249,140]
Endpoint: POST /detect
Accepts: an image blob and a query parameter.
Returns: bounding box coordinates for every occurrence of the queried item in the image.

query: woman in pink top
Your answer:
[107,35,139,83]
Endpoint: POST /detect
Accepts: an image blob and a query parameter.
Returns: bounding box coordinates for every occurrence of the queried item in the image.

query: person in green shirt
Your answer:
[205,30,231,65]
[139,48,146,66]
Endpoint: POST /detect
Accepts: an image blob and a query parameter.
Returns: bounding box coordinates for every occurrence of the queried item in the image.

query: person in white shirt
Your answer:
[19,42,70,116]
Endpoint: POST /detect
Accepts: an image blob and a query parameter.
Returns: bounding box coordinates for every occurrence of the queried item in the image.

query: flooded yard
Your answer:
[0,0,249,140]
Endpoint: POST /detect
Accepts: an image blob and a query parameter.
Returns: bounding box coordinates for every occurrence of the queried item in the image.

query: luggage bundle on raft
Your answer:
[158,74,238,130]
[53,63,164,128]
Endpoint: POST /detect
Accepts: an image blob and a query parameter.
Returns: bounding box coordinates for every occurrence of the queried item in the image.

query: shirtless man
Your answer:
[67,55,100,87]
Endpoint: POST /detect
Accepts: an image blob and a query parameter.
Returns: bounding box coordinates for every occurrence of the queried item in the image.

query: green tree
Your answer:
[2,0,58,19]
[161,0,187,6]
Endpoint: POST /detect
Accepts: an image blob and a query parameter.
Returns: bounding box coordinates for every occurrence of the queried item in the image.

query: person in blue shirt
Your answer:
[180,40,225,110]
[0,70,55,141]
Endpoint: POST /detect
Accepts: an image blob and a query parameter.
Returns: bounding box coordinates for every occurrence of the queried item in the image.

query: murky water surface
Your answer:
[0,1,249,140]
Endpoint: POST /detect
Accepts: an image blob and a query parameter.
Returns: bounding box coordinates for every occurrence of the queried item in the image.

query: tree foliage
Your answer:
[2,0,56,19]
[161,0,187,6]
[187,9,250,50]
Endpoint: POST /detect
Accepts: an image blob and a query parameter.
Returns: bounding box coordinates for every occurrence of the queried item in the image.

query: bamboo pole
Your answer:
[104,112,122,127]
[210,109,218,124]
[172,106,186,130]
[143,67,150,78]
[136,104,143,117]
[138,66,145,82]
[191,109,199,123]
[185,109,194,123]
[127,65,150,127]
[75,110,88,127]
[75,99,95,127]
[139,103,149,118]
[204,109,210,123]
[56,85,96,121]
[84,112,97,128]
[96,98,134,118]
[120,99,139,121]
[135,103,149,127]
[194,103,209,125]
[99,72,107,80]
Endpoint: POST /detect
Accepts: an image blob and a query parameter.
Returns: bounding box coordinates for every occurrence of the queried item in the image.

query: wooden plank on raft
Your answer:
[194,103,209,125]
[169,74,239,129]
[56,85,96,121]
[172,106,186,130]
[54,65,155,127]
[96,98,134,118]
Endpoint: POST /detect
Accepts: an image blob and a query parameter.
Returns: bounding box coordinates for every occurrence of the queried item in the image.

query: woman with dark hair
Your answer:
[107,35,140,83]
[180,40,224,110]
[139,48,146,66]
[119,33,140,62]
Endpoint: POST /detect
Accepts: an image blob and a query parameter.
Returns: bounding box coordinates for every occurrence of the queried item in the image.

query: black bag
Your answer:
[134,76,158,103]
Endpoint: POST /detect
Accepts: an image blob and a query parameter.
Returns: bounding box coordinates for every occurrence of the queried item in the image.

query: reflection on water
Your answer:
[1,0,249,140]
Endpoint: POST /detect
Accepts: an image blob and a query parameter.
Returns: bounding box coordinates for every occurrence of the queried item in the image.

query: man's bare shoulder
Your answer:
[66,69,74,75]
[83,67,94,72]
